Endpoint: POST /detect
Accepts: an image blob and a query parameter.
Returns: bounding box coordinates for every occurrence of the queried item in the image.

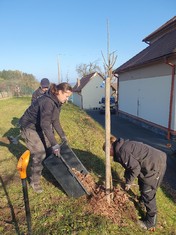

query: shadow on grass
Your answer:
[0,117,29,234]
[0,176,21,235]
[0,117,27,160]
[42,167,67,196]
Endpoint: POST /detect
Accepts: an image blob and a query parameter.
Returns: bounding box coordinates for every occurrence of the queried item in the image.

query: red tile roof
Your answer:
[73,72,103,92]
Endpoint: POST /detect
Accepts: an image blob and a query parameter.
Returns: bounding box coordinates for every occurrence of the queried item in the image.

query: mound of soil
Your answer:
[72,169,137,225]
[72,168,96,194]
[87,185,137,225]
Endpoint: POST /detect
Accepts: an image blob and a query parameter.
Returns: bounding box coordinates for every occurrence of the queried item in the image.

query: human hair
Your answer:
[50,82,73,95]
[102,136,117,151]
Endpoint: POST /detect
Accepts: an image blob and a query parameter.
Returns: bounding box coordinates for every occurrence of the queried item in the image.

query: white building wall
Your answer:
[82,75,105,109]
[72,92,82,108]
[172,79,176,131]
[119,75,172,128]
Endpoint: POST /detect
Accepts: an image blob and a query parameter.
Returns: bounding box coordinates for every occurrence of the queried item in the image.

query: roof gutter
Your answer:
[114,73,119,108]
[165,59,175,140]
[116,54,174,74]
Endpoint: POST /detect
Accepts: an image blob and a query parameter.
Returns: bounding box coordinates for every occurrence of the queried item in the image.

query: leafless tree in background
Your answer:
[76,61,104,77]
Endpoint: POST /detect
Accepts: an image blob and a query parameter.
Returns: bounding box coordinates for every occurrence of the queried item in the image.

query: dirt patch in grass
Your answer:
[87,184,137,226]
[72,169,137,226]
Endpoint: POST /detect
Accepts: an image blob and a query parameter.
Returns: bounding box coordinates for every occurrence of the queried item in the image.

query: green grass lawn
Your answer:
[0,97,176,235]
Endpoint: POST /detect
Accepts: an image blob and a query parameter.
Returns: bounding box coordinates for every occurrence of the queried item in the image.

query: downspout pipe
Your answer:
[78,92,83,109]
[165,60,175,140]
[114,73,119,111]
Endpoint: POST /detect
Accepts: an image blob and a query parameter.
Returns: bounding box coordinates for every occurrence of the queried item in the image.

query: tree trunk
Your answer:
[105,75,112,204]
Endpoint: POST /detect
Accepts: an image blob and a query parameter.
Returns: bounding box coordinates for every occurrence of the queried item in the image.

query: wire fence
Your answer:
[0,83,35,99]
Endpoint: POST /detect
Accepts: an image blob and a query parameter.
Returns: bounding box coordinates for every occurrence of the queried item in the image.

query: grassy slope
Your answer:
[0,97,176,235]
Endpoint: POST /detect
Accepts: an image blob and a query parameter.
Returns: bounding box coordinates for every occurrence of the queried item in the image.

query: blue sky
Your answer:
[0,0,175,84]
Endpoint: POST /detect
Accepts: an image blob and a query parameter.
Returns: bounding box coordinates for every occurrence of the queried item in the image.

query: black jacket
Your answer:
[31,87,45,103]
[20,90,65,146]
[113,138,166,188]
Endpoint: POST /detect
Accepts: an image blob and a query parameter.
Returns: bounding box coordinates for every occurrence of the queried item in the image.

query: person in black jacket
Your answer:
[31,78,50,103]
[103,136,166,231]
[19,82,72,193]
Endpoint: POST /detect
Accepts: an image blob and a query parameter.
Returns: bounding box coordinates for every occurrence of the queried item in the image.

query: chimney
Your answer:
[77,78,80,87]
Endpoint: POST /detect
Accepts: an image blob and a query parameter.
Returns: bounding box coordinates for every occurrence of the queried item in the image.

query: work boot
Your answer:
[30,182,43,194]
[138,214,157,231]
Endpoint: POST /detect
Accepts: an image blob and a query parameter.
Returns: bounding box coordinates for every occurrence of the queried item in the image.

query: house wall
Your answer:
[82,75,105,109]
[172,84,176,132]
[72,92,82,108]
[118,62,176,131]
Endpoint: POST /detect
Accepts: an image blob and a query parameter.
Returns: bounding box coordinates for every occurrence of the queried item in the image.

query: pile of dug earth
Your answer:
[72,168,137,226]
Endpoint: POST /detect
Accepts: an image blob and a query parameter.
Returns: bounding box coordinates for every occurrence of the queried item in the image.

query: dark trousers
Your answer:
[138,181,157,217]
[138,153,166,221]
[21,128,51,184]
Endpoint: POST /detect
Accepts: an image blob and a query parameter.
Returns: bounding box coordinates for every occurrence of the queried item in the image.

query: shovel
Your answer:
[17,150,32,235]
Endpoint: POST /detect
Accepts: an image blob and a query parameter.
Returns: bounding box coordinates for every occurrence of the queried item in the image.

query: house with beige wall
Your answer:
[72,72,116,110]
[114,16,176,138]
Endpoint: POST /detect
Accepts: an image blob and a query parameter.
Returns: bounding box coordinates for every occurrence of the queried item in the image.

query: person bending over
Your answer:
[103,136,166,231]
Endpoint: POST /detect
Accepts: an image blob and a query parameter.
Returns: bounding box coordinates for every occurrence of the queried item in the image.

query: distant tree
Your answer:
[76,61,104,77]
[0,70,39,95]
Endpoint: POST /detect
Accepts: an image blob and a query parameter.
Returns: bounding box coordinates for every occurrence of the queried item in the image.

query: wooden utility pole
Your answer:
[57,56,61,84]
[102,19,117,204]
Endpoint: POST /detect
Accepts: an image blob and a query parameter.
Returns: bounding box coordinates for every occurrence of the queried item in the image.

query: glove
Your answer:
[52,144,61,156]
[125,184,131,191]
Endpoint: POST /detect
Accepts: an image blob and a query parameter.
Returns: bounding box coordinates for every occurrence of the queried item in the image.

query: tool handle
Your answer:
[22,179,32,234]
